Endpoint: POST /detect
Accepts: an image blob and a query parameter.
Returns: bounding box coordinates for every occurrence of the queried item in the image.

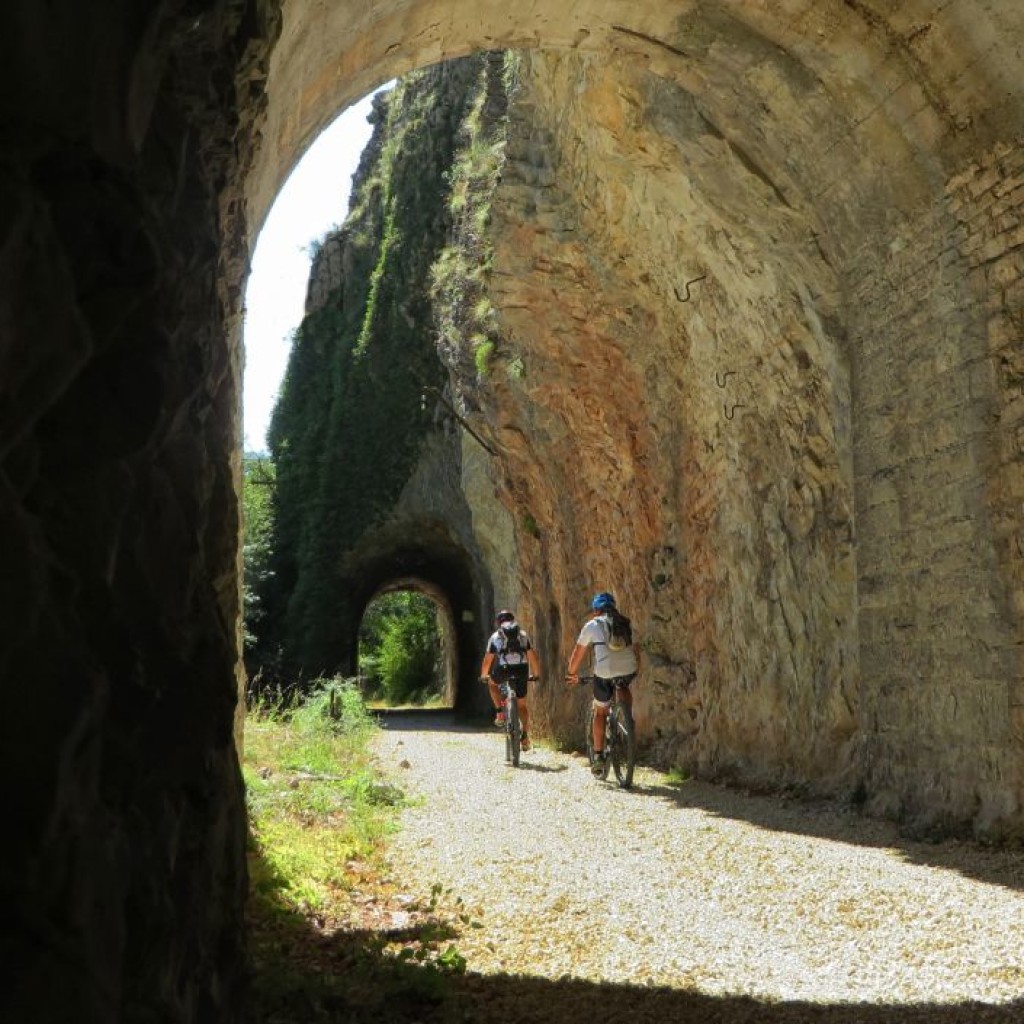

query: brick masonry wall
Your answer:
[850,145,1024,837]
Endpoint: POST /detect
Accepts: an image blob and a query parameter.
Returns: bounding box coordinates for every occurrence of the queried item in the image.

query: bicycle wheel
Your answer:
[506,697,521,767]
[609,705,636,788]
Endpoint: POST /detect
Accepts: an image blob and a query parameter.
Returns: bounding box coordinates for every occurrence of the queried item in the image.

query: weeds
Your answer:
[245,680,476,1021]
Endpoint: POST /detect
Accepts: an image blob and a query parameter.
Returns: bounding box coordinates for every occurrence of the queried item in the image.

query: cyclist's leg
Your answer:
[592,704,608,752]
[487,678,503,710]
[592,677,613,754]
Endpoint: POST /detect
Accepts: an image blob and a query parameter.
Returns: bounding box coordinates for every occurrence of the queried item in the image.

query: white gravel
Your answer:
[374,715,1024,1009]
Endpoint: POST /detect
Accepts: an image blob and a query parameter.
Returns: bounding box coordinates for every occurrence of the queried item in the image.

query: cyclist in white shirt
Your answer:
[565,592,638,774]
[480,609,540,751]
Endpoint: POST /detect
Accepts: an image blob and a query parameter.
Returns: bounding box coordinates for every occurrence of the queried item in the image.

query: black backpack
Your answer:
[498,624,526,661]
[602,609,633,651]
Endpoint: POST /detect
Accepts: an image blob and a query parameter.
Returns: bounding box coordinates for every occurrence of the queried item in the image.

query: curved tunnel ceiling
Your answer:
[249,0,1024,251]
[237,0,1024,812]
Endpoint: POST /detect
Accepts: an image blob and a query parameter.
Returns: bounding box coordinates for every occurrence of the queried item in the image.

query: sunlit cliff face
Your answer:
[458,49,856,790]
[244,1,1023,835]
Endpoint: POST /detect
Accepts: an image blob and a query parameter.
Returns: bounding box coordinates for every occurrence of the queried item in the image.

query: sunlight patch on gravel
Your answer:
[374,722,1024,1007]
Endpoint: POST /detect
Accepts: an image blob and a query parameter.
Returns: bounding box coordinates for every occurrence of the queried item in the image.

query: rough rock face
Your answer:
[0,2,279,1020]
[448,46,1023,839]
[453,51,857,794]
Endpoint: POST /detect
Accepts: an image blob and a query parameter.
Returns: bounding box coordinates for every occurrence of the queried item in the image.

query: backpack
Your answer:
[602,610,633,651]
[497,624,527,664]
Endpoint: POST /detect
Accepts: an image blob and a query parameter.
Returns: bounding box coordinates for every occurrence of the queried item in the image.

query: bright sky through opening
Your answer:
[242,88,387,453]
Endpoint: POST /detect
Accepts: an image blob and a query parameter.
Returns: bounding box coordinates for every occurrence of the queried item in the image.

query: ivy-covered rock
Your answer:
[254,59,485,679]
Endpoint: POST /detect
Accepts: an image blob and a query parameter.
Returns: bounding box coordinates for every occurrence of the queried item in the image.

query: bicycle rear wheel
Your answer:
[609,705,636,788]
[506,697,521,767]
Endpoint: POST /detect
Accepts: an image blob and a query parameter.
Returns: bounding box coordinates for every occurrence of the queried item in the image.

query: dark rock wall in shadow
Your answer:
[0,3,280,1020]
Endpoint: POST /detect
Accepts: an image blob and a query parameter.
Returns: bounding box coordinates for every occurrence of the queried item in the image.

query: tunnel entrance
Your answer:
[340,522,494,719]
[358,583,455,710]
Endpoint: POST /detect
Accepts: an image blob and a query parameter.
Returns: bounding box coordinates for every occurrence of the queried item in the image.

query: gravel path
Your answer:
[374,713,1024,1021]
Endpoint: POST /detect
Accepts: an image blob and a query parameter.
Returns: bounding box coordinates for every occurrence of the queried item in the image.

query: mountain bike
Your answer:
[495,674,538,767]
[576,673,636,788]
[499,679,523,767]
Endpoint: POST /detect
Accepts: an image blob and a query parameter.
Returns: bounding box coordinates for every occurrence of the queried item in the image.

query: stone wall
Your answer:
[0,1,279,1020]
[852,143,1024,834]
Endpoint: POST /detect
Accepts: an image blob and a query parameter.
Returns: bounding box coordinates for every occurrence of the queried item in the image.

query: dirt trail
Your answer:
[373,713,1024,1023]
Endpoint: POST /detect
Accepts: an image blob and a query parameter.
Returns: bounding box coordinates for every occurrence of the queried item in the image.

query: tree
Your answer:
[359,591,442,705]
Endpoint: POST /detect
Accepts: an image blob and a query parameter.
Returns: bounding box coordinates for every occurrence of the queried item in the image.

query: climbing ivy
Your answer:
[252,60,482,681]
[431,52,518,381]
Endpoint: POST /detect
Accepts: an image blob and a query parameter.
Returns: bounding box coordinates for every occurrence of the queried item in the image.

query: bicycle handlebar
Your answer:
[566,672,595,685]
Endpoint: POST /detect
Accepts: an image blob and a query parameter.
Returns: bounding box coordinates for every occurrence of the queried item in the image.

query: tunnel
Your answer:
[2,2,1023,1021]
[340,519,495,717]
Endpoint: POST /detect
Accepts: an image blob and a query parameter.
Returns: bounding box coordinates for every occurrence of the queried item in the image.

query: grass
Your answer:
[243,678,473,1021]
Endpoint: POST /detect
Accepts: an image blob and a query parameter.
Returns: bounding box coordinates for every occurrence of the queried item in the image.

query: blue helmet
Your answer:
[591,591,616,611]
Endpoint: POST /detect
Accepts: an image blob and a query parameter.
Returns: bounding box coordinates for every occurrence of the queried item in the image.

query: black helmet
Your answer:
[495,609,516,627]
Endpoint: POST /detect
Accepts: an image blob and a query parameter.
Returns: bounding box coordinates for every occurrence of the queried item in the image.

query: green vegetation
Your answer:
[252,62,483,682]
[431,52,519,382]
[245,681,473,1020]
[242,454,277,678]
[359,592,445,707]
[249,54,523,688]
[246,681,389,913]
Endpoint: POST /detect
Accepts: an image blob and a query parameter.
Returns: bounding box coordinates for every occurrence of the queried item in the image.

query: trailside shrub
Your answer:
[360,592,442,705]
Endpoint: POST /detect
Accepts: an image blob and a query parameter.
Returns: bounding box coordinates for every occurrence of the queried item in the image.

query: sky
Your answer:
[242,88,386,453]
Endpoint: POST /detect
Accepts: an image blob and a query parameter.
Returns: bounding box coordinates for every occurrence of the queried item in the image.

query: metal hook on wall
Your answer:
[714,370,736,389]
[724,403,748,421]
[673,274,707,303]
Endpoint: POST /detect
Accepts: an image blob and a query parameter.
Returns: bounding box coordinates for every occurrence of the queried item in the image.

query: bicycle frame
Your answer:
[578,674,636,788]
[501,680,522,767]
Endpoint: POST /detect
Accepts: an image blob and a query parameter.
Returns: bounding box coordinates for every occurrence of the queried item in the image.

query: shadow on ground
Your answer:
[247,831,1022,1024]
[630,778,1024,893]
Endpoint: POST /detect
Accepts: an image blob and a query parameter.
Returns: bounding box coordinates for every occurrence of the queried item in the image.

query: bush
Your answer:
[360,592,442,705]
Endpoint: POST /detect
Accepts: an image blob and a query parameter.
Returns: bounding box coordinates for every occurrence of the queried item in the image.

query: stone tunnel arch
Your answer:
[239,0,1024,834]
[5,3,1024,1020]
[337,523,495,716]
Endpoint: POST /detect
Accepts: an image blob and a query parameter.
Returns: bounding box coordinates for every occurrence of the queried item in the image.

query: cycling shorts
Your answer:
[592,672,636,705]
[493,665,529,699]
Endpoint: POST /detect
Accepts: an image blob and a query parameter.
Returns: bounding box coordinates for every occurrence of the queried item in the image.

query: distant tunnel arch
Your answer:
[339,520,494,717]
